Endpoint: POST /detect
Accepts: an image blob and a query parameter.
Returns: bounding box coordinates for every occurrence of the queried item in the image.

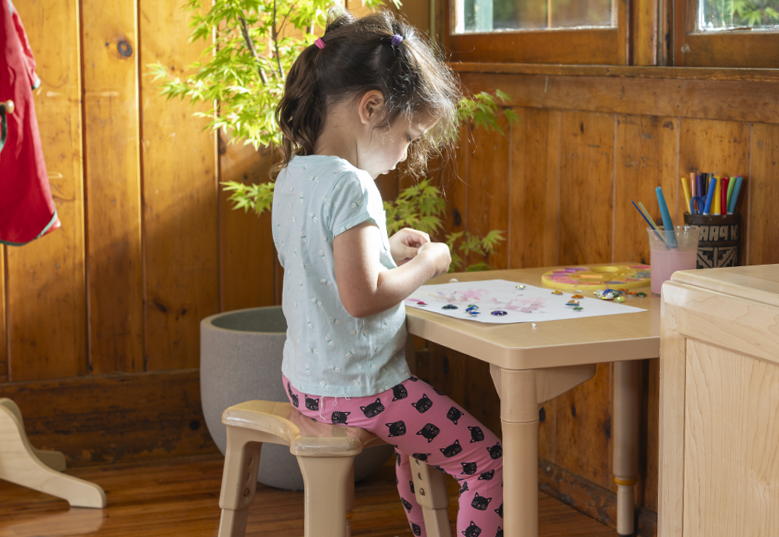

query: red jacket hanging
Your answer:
[0,0,60,246]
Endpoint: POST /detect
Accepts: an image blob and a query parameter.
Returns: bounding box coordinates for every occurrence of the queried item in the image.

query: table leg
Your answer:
[493,368,539,537]
[613,361,640,536]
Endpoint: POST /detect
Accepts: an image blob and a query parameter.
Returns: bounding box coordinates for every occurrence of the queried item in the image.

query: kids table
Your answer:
[405,264,660,537]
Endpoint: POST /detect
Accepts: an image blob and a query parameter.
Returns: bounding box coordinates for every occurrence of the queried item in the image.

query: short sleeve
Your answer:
[327,172,379,238]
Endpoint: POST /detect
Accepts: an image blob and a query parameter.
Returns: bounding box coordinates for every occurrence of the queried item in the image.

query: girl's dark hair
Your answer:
[275,9,461,177]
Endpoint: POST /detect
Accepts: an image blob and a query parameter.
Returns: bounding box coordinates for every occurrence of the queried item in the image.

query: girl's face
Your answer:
[358,113,437,179]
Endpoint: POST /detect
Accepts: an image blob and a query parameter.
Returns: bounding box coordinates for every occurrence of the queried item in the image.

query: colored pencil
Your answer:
[681,176,692,214]
[632,201,669,249]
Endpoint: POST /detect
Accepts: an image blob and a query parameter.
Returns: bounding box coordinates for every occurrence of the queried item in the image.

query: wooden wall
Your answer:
[0,0,278,465]
[2,0,778,533]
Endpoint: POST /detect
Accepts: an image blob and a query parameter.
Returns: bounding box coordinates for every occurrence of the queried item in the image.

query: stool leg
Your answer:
[218,427,262,537]
[411,459,452,537]
[297,455,355,537]
[346,465,354,537]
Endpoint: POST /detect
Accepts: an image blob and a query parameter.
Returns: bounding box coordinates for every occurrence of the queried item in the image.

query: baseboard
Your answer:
[538,458,657,537]
[0,369,218,466]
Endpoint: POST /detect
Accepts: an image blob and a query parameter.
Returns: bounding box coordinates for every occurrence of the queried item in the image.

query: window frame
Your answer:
[672,0,779,67]
[440,0,779,68]
[443,0,630,65]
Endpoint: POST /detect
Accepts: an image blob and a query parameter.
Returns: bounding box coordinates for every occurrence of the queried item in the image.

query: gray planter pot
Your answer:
[200,306,393,490]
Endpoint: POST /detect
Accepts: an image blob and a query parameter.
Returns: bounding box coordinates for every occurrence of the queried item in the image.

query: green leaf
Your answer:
[465,262,492,272]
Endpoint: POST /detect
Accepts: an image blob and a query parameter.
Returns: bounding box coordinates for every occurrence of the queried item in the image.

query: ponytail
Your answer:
[275,9,460,178]
[275,43,324,169]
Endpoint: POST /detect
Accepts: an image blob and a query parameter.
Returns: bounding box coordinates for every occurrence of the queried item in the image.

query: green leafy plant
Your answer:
[150,0,517,270]
[701,0,779,28]
[384,179,505,272]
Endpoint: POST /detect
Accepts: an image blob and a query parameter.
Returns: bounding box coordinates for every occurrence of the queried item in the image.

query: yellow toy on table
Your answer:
[541,265,651,291]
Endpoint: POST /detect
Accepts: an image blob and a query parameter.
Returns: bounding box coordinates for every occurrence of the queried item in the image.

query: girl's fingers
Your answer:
[401,228,430,246]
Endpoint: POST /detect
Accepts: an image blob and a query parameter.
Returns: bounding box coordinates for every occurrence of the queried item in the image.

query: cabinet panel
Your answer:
[661,267,779,537]
[683,340,779,537]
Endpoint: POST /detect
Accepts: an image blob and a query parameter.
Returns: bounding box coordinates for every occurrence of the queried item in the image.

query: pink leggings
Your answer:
[284,375,504,537]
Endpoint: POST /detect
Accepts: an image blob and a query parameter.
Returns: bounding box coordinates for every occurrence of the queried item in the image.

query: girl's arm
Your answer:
[334,222,450,318]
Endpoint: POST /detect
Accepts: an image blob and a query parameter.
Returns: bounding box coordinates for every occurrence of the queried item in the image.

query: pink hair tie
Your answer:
[314,37,325,49]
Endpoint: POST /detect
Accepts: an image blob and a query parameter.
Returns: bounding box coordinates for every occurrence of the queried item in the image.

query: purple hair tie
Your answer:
[391,34,403,47]
[314,37,325,49]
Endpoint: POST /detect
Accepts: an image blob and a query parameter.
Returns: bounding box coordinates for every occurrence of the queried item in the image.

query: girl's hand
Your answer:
[417,242,451,279]
[388,228,431,266]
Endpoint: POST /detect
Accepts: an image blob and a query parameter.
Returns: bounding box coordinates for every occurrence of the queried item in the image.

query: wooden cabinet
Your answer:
[659,265,779,537]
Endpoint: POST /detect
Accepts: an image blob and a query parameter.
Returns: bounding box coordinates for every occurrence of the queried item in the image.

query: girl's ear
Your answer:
[357,90,385,125]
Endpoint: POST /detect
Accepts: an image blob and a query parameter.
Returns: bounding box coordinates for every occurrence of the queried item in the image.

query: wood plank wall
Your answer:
[0,0,278,465]
[2,0,778,530]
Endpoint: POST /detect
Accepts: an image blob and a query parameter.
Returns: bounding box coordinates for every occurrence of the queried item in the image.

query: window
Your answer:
[445,0,627,64]
[697,0,779,32]
[451,0,616,33]
[674,0,779,67]
[442,0,779,67]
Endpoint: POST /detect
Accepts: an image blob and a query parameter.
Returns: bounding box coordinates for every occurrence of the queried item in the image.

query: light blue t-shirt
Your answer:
[271,155,411,397]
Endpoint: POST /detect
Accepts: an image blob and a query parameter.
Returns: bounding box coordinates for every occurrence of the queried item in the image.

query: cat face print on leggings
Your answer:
[441,439,463,458]
[416,423,440,443]
[287,383,299,408]
[304,395,319,411]
[462,521,482,536]
[360,398,385,418]
[487,442,503,460]
[447,406,463,424]
[392,383,408,401]
[471,492,492,511]
[331,411,350,425]
[386,420,406,437]
[412,394,433,413]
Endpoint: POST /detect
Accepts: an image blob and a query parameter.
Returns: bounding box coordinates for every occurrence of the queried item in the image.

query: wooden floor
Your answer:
[0,454,615,536]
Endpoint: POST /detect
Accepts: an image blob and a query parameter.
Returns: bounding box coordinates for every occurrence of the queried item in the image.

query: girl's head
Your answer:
[276,10,461,177]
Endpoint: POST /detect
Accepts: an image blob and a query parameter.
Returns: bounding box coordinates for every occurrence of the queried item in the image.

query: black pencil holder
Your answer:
[683,213,741,268]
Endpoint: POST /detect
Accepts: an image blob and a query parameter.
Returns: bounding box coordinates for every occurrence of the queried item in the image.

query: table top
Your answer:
[405,264,661,370]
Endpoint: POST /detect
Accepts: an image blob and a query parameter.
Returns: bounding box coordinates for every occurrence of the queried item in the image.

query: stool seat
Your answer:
[217,400,452,537]
[222,400,386,455]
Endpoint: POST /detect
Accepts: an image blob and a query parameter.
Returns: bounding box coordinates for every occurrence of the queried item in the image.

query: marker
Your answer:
[727,176,743,214]
[726,175,737,209]
[655,187,678,248]
[681,176,692,214]
[703,176,717,215]
[720,177,729,216]
[712,176,722,215]
[695,173,706,202]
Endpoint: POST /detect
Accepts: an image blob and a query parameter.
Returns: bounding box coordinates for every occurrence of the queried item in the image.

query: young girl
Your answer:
[272,10,503,537]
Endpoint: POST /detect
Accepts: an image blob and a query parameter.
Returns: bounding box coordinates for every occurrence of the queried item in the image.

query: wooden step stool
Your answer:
[218,400,452,537]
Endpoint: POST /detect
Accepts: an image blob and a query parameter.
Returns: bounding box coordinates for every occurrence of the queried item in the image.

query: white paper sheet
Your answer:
[405,279,646,324]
